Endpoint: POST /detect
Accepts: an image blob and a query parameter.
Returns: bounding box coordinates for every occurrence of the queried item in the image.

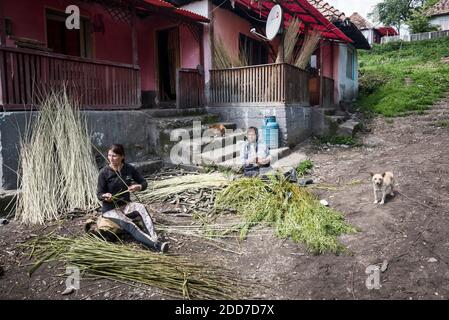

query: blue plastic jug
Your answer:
[262,116,279,149]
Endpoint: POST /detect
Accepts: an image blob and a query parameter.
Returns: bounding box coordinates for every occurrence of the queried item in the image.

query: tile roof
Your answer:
[307,0,346,22]
[349,12,373,29]
[426,0,449,17]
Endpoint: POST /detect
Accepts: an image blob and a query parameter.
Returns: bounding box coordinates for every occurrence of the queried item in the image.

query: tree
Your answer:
[407,0,440,33]
[369,0,417,34]
[407,10,439,33]
[369,0,441,34]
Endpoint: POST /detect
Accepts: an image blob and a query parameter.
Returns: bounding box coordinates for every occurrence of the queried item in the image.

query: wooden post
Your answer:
[0,48,6,107]
[176,69,181,109]
[0,0,6,107]
[0,0,6,46]
[319,40,323,107]
[131,5,138,66]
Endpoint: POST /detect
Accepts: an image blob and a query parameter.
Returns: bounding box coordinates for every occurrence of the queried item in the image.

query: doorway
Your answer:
[156,27,180,102]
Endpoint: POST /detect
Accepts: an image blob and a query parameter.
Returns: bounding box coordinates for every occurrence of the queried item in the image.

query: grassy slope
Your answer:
[358,38,449,117]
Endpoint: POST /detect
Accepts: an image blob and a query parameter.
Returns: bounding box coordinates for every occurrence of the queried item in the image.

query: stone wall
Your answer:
[0,110,160,190]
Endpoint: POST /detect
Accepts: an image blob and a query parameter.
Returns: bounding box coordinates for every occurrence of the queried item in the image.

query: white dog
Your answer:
[371,172,395,205]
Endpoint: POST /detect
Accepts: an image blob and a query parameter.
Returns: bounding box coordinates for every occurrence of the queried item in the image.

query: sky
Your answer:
[326,0,382,24]
[326,0,409,34]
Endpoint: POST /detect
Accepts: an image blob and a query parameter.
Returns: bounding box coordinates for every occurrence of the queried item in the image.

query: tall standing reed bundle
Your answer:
[16,89,98,225]
[294,29,322,69]
[213,36,248,69]
[284,17,302,64]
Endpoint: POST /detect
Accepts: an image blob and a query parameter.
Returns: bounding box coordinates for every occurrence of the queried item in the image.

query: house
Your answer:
[0,0,209,190]
[0,0,209,111]
[0,0,363,190]
[168,0,353,147]
[349,12,398,45]
[308,0,370,107]
[426,0,449,30]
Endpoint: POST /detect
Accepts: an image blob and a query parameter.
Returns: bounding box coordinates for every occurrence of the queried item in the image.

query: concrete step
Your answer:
[178,130,246,153]
[159,122,239,161]
[201,141,245,165]
[143,107,207,118]
[271,150,308,173]
[152,114,221,129]
[337,119,361,137]
[326,115,347,124]
[168,122,238,141]
[216,147,291,171]
[320,107,337,116]
[130,160,164,176]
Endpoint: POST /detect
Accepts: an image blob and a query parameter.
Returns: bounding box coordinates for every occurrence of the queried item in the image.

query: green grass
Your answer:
[358,38,449,117]
[215,175,357,254]
[315,136,361,146]
[295,159,313,177]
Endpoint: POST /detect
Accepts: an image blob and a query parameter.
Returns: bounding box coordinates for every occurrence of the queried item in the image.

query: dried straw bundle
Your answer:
[294,29,321,69]
[16,89,98,225]
[284,17,302,64]
[139,173,230,203]
[213,36,247,69]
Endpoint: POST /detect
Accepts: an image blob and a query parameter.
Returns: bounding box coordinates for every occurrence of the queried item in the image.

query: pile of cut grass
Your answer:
[215,175,357,254]
[27,234,249,299]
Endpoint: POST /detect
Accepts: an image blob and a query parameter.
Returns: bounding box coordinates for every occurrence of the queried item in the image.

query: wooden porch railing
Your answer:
[322,76,335,108]
[176,68,205,109]
[209,63,309,106]
[0,46,141,110]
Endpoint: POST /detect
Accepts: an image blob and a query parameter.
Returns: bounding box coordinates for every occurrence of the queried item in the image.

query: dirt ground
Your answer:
[1,97,449,300]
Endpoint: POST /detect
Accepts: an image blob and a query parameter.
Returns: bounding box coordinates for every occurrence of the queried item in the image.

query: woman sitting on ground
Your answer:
[96,144,168,253]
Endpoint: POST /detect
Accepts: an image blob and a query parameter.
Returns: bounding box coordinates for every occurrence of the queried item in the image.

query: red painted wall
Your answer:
[4,0,133,63]
[3,0,202,92]
[137,16,201,91]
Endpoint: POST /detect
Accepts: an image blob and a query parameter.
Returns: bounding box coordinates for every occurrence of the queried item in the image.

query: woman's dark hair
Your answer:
[108,144,125,163]
[247,126,258,142]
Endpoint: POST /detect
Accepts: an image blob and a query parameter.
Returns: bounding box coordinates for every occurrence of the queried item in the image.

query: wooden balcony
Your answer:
[0,46,141,110]
[209,63,309,107]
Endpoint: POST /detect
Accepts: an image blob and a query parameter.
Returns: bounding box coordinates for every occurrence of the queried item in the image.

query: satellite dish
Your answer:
[266,5,282,41]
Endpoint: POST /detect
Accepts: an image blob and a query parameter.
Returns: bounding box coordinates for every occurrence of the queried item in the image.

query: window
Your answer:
[46,9,92,58]
[239,34,268,66]
[5,18,12,36]
[346,49,355,80]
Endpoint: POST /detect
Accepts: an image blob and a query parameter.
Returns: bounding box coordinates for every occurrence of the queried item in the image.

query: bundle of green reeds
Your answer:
[139,173,230,204]
[294,29,321,69]
[16,89,98,225]
[214,175,357,254]
[27,234,248,299]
